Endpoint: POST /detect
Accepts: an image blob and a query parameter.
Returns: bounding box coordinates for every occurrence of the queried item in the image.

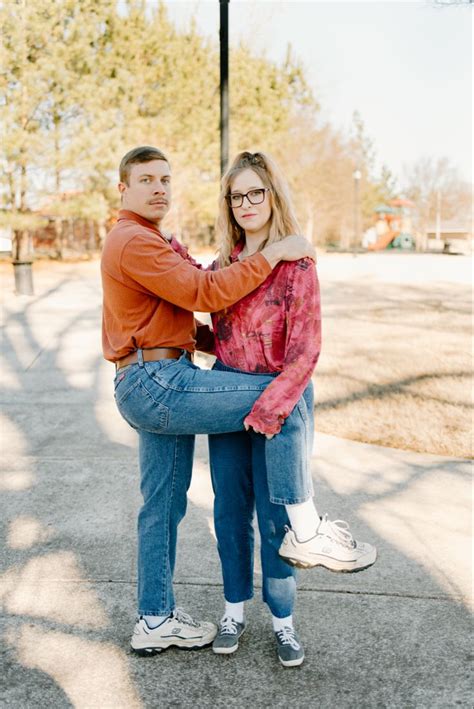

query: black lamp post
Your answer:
[219,0,229,177]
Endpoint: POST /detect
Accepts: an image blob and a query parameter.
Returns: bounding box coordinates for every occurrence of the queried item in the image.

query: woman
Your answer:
[209,152,376,667]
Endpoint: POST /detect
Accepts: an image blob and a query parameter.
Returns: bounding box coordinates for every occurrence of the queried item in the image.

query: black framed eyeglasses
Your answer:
[225,188,269,209]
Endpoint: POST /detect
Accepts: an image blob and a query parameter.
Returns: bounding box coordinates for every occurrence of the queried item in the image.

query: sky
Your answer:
[163,0,472,185]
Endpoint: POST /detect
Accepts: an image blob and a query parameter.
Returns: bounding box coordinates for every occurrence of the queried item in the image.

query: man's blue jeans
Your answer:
[114,350,313,616]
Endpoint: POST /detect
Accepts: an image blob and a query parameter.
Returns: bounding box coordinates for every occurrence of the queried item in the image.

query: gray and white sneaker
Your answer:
[279,514,377,572]
[212,616,246,654]
[275,627,305,667]
[130,608,217,655]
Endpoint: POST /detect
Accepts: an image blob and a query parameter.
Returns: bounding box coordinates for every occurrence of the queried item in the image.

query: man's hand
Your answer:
[261,235,316,269]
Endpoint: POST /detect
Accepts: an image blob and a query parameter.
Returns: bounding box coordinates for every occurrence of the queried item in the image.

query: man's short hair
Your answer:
[119,146,169,185]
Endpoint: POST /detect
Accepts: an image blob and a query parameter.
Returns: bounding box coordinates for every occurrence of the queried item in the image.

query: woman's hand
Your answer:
[244,422,275,440]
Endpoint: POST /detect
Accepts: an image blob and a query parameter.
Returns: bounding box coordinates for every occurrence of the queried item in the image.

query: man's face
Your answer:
[119,160,171,225]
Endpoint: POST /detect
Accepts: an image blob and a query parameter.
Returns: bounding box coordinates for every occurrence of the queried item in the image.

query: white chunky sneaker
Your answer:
[279,514,377,572]
[130,608,217,655]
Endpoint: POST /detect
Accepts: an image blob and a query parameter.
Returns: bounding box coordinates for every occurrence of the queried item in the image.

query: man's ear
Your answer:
[118,182,126,195]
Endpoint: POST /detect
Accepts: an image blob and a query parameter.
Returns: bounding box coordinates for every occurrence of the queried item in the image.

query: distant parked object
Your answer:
[425,220,472,255]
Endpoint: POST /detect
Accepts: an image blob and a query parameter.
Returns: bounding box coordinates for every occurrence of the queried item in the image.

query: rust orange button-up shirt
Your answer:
[101,210,272,362]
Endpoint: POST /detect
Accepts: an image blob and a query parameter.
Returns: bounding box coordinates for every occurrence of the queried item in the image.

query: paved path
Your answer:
[316,251,472,286]
[1,260,471,708]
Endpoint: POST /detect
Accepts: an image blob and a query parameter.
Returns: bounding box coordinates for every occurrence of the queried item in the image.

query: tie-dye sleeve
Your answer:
[243,259,321,435]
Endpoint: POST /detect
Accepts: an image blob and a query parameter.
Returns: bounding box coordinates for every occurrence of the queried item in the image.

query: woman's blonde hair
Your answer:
[216,151,301,267]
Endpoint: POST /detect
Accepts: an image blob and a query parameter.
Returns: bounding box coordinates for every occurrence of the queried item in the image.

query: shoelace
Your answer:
[172,608,200,628]
[276,627,300,651]
[320,514,356,549]
[219,616,239,636]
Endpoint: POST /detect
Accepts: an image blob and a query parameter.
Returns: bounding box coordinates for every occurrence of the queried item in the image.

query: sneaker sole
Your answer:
[212,642,239,655]
[279,654,305,667]
[279,549,377,572]
[131,636,215,655]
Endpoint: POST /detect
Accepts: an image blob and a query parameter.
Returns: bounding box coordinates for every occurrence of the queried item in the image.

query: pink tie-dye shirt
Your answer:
[211,241,322,435]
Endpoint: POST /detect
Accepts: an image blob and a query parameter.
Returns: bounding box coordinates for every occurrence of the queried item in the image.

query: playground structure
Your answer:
[363,198,416,251]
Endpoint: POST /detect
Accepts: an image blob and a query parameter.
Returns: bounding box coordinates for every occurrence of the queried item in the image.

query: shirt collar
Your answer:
[117,209,165,237]
[229,240,245,263]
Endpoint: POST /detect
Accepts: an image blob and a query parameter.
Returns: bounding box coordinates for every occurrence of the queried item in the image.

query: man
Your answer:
[101,146,314,655]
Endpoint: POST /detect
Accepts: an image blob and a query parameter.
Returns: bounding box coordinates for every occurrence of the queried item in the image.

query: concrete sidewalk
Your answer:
[1,261,471,708]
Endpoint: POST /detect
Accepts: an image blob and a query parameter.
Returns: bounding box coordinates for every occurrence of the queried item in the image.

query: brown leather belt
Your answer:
[115,347,192,371]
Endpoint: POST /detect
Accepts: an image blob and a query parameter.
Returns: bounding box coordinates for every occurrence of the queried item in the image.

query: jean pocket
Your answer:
[295,397,309,424]
[114,370,127,391]
[145,359,179,384]
[117,380,170,433]
[114,374,141,405]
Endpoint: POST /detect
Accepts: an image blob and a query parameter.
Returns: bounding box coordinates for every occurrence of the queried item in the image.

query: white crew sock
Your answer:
[143,614,168,629]
[272,614,294,632]
[285,498,320,542]
[223,600,244,623]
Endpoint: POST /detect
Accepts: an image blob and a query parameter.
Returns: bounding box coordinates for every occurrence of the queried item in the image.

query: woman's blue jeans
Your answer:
[114,350,314,616]
[208,361,314,618]
[209,429,297,618]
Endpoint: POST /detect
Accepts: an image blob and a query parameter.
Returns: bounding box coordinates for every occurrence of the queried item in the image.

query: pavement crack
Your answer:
[89,578,466,603]
[24,348,45,371]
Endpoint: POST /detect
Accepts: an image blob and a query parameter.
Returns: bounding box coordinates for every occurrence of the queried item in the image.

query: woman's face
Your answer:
[229,168,272,237]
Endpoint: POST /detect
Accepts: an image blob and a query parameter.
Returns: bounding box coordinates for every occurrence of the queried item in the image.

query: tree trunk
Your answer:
[53,218,63,259]
[98,221,106,248]
[67,218,74,248]
[54,115,61,194]
[13,229,22,262]
[87,220,96,252]
[12,228,34,295]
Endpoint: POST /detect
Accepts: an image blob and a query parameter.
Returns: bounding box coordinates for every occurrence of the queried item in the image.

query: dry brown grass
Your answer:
[314,278,472,458]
